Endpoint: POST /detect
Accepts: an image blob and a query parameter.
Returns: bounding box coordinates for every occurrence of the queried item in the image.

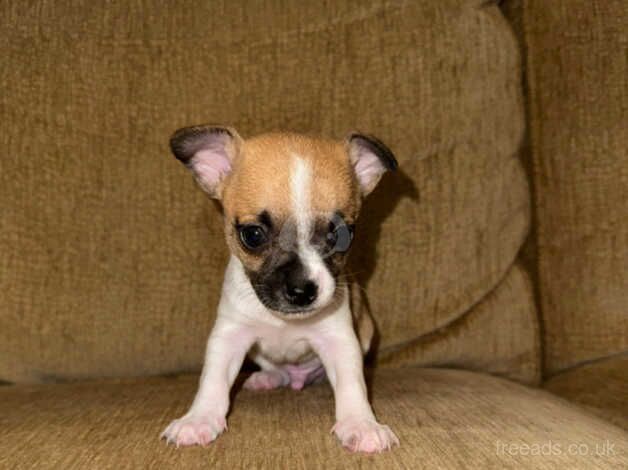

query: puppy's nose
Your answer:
[284,280,318,307]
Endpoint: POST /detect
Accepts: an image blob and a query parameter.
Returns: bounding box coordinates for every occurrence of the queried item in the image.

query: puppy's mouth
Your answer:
[250,281,330,316]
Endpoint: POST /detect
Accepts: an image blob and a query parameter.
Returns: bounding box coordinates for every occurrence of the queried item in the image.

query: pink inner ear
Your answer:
[354,149,385,190]
[191,148,232,187]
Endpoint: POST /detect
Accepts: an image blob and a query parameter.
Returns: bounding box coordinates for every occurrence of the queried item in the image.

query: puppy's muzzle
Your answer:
[283,279,318,307]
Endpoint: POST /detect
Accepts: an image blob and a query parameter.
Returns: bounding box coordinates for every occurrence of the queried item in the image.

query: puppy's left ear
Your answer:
[347,133,398,196]
[170,125,243,199]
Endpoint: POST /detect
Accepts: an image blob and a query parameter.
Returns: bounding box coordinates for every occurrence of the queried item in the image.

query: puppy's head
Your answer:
[170,126,397,317]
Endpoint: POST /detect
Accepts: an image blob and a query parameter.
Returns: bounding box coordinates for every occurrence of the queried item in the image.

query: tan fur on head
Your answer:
[221,132,362,269]
[223,132,360,215]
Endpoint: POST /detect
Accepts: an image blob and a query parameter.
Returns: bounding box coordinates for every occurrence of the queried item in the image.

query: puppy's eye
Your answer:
[327,218,354,253]
[239,225,268,250]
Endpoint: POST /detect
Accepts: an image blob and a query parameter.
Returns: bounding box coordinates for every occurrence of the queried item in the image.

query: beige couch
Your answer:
[0,0,626,467]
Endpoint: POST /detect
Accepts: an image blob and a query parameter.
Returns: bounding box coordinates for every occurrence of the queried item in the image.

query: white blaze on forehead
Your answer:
[290,156,313,248]
[289,155,335,308]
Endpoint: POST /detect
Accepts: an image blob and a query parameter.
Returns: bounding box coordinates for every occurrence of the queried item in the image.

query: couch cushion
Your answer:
[0,0,531,382]
[0,368,626,469]
[378,263,541,385]
[544,355,628,431]
[515,0,628,373]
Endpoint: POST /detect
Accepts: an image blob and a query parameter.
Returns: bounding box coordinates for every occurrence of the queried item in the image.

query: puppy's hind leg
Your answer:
[243,353,290,391]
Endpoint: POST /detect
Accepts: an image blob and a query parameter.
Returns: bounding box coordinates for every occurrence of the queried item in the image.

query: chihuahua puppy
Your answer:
[161,126,399,453]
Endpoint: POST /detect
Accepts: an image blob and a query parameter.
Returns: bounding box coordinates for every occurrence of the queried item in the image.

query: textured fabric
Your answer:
[0,368,627,469]
[0,0,530,382]
[378,263,541,385]
[544,355,628,431]
[517,0,628,373]
[498,0,543,325]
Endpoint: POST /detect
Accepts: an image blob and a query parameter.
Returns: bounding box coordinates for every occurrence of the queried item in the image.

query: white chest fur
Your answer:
[216,256,349,368]
[251,323,316,364]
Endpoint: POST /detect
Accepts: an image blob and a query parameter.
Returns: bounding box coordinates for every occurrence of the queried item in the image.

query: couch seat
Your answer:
[0,368,626,469]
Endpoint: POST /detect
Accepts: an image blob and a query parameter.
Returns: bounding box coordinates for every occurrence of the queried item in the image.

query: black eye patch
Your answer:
[324,213,354,255]
[257,210,273,230]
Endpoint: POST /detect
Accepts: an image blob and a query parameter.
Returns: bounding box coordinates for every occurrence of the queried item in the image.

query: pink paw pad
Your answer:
[161,414,226,447]
[332,418,399,453]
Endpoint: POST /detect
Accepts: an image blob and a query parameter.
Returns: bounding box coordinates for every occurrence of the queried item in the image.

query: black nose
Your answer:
[283,280,318,307]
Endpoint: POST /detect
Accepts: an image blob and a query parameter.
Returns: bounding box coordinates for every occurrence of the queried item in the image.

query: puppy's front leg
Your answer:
[162,319,254,447]
[312,319,399,453]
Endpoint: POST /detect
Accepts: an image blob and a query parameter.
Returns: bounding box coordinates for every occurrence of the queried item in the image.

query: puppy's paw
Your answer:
[332,417,399,453]
[243,370,289,390]
[161,413,226,447]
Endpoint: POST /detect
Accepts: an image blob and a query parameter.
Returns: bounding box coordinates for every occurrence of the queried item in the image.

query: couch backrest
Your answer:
[505,0,628,376]
[0,0,535,383]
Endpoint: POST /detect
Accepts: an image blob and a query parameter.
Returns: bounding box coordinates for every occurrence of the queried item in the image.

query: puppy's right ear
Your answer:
[169,125,242,199]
